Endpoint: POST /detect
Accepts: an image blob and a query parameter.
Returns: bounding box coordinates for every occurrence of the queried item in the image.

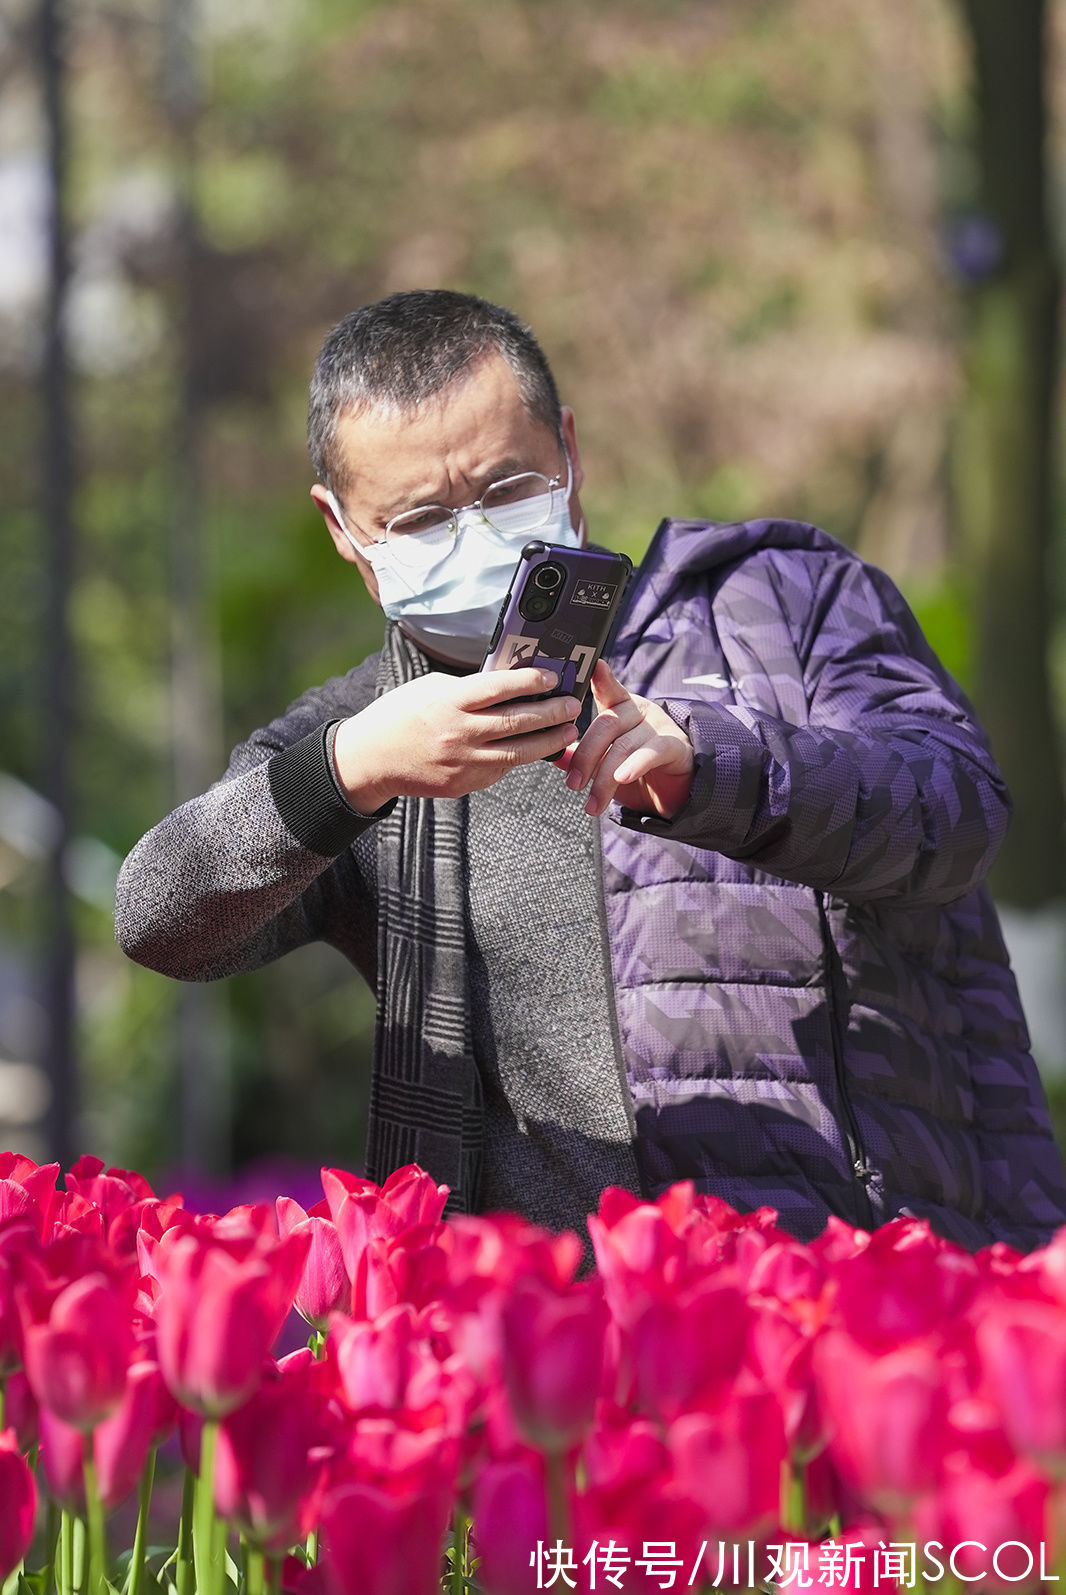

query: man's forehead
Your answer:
[332,355,557,507]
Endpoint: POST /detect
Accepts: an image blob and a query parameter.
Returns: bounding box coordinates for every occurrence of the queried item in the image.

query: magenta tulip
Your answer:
[151,1216,310,1416]
[668,1387,787,1535]
[977,1299,1066,1476]
[814,1329,949,1516]
[0,1428,36,1581]
[214,1355,341,1551]
[319,1474,452,1595]
[0,1153,59,1239]
[21,1270,135,1429]
[471,1454,548,1595]
[276,1196,350,1327]
[500,1274,606,1452]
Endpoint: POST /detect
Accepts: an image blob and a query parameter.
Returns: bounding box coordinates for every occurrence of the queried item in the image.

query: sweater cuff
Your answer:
[267,722,395,857]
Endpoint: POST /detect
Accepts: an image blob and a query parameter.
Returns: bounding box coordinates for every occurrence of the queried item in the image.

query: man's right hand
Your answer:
[331,667,581,812]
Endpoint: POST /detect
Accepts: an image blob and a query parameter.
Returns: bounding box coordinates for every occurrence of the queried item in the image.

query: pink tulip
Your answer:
[814,1329,949,1517]
[831,1220,978,1353]
[0,1222,39,1375]
[329,1303,448,1421]
[624,1275,749,1421]
[4,1371,37,1453]
[151,1214,310,1416]
[20,1270,135,1429]
[318,1472,453,1595]
[668,1385,787,1536]
[0,1428,36,1581]
[913,1458,1049,1591]
[65,1156,154,1232]
[213,1354,342,1551]
[320,1166,448,1315]
[500,1274,606,1451]
[977,1299,1066,1476]
[38,1357,175,1513]
[0,1153,59,1238]
[276,1197,350,1327]
[471,1453,548,1595]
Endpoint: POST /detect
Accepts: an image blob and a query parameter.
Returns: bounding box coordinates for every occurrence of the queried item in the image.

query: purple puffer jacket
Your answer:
[602,516,1066,1251]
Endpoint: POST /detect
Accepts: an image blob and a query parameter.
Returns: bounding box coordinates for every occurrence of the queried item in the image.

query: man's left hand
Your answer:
[559,660,695,820]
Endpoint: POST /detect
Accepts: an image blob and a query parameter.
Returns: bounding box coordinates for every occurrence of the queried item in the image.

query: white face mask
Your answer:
[326,453,581,665]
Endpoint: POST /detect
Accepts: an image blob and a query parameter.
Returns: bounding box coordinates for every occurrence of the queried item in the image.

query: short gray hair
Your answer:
[307,289,563,492]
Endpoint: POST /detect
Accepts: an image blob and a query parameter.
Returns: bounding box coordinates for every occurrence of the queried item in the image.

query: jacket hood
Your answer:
[614,516,849,657]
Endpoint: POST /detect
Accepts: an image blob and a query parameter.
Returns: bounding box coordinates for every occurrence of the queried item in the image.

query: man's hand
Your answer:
[332,667,581,812]
[559,660,695,819]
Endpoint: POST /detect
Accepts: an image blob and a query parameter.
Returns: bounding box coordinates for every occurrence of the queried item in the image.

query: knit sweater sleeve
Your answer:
[114,656,392,981]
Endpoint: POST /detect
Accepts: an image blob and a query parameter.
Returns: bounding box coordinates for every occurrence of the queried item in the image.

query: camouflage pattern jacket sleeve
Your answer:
[614,526,1009,909]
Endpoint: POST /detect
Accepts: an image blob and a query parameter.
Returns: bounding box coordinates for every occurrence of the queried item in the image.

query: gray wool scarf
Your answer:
[364,623,483,1214]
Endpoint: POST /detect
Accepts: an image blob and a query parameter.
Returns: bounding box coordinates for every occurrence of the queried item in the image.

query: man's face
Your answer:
[310,353,585,609]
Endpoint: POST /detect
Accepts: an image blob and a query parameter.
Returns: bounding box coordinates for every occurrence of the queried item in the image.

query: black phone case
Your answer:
[480,541,633,704]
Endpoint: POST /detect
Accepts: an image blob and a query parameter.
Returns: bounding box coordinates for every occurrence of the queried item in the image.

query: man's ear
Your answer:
[560,405,584,495]
[310,483,361,565]
[309,484,382,606]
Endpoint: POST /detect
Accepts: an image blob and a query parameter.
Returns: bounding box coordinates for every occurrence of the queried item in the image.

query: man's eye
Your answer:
[391,508,451,536]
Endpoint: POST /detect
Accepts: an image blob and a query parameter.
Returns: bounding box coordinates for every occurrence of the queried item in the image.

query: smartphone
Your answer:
[480,540,633,707]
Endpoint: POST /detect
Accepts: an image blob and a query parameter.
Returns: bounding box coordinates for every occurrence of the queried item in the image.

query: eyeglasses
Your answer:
[369,446,572,570]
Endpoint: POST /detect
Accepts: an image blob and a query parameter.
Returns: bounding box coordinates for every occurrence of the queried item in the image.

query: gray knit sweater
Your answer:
[114,654,641,1238]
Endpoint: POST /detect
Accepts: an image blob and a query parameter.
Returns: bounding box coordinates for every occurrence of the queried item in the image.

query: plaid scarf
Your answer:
[363,623,483,1214]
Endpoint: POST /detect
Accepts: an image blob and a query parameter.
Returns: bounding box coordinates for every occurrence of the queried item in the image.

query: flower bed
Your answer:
[1,1151,1064,1595]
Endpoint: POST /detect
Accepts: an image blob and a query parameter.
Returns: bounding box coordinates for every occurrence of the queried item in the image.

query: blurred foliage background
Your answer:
[3,0,1066,1186]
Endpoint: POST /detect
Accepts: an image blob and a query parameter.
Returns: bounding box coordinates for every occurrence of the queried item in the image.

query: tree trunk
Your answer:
[954,0,1064,910]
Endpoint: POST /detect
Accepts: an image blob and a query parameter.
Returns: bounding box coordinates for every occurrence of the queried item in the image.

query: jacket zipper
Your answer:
[592,817,642,1155]
[817,894,875,1231]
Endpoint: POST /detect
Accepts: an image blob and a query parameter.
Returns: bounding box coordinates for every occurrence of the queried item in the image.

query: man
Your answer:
[116,288,1066,1251]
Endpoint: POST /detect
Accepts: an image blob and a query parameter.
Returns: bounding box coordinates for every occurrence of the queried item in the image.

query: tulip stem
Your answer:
[244,1545,264,1595]
[84,1453,108,1595]
[176,1467,195,1595]
[449,1512,470,1595]
[194,1421,224,1595]
[45,1498,61,1589]
[72,1514,87,1595]
[265,1554,281,1595]
[545,1453,572,1553]
[128,1445,157,1595]
[58,1511,73,1595]
[783,1460,807,1535]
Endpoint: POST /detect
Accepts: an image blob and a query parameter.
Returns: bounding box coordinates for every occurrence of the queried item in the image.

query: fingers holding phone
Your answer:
[561,660,695,821]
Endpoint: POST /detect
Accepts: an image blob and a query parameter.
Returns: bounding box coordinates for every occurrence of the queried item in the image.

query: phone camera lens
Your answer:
[533,563,564,593]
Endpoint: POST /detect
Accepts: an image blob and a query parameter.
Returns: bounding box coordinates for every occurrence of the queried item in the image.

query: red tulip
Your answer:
[151,1214,310,1416]
[0,1428,36,1581]
[20,1271,135,1429]
[329,1303,448,1422]
[276,1197,350,1327]
[500,1275,606,1451]
[213,1354,341,1551]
